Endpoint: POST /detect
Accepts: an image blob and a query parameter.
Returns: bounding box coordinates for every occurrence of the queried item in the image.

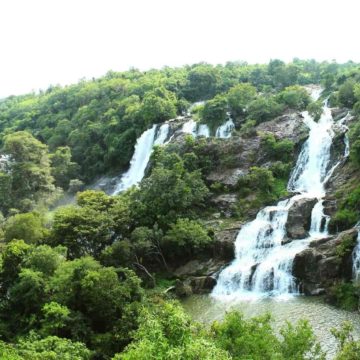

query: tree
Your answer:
[4,212,49,244]
[277,85,311,110]
[131,156,209,228]
[163,218,212,257]
[50,146,79,190]
[1,131,55,213]
[338,79,356,108]
[51,205,114,258]
[201,94,228,130]
[307,101,323,121]
[246,96,284,124]
[227,83,257,117]
[115,302,230,360]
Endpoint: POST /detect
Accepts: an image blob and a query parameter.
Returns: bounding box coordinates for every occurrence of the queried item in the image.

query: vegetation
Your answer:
[0,59,360,358]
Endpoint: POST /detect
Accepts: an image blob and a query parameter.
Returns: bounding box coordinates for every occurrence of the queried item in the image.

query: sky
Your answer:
[0,0,359,98]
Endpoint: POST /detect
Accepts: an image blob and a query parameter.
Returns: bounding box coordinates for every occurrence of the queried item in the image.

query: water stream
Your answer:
[212,91,348,299]
[112,123,169,194]
[182,295,360,358]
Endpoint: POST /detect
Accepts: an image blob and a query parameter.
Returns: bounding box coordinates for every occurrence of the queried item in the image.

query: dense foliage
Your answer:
[1,59,360,358]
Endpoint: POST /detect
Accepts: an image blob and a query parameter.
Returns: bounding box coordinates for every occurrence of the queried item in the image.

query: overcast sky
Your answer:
[0,0,359,98]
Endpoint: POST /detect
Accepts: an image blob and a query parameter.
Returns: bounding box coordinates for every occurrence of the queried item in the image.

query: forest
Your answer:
[1,59,360,359]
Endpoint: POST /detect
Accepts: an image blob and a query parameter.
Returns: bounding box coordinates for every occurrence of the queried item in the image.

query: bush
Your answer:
[328,282,359,311]
[163,218,212,257]
[277,85,311,110]
[246,96,284,124]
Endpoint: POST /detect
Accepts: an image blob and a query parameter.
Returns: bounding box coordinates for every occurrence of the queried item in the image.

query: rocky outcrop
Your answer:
[286,197,317,239]
[293,228,358,295]
[211,194,238,218]
[257,112,308,143]
[207,168,248,188]
[174,276,217,297]
[213,221,242,260]
[174,258,227,278]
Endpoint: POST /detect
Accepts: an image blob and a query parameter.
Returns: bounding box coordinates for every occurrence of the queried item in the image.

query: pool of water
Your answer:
[182,295,360,358]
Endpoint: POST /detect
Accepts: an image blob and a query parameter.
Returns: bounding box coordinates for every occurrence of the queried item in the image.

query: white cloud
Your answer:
[0,0,359,97]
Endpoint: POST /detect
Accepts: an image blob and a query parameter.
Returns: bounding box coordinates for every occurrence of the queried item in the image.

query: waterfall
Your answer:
[197,124,211,137]
[216,118,235,139]
[182,118,234,138]
[212,90,347,299]
[353,225,360,282]
[112,123,169,194]
[182,119,198,136]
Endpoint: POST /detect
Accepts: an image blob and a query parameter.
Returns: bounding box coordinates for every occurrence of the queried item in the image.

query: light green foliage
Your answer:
[163,218,212,257]
[115,301,230,360]
[260,132,294,162]
[50,191,126,258]
[201,94,228,130]
[131,154,209,227]
[307,100,323,121]
[277,85,311,110]
[4,212,49,244]
[139,88,177,125]
[1,132,55,214]
[212,311,324,360]
[0,240,31,295]
[227,83,257,117]
[329,185,360,232]
[16,334,91,360]
[40,302,71,336]
[49,146,79,190]
[246,96,284,124]
[332,322,360,360]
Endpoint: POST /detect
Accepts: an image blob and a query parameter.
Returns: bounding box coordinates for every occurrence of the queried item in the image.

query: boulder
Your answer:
[175,279,193,297]
[293,228,358,295]
[213,222,242,260]
[286,197,318,239]
[175,276,217,297]
[174,258,227,278]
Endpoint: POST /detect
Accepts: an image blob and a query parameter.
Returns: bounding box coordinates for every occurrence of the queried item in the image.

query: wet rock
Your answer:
[214,222,242,261]
[293,228,358,295]
[257,112,308,143]
[331,108,348,121]
[174,258,227,278]
[175,279,193,297]
[286,197,318,239]
[189,276,217,293]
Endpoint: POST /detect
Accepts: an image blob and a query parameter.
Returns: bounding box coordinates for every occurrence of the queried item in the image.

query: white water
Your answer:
[352,223,360,282]
[182,118,234,138]
[112,123,169,194]
[197,124,211,137]
[216,118,235,139]
[213,90,348,300]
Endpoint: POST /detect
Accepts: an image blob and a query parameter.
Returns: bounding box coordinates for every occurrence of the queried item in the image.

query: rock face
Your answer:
[206,112,308,189]
[293,228,358,295]
[213,222,242,260]
[286,197,317,239]
[211,193,238,218]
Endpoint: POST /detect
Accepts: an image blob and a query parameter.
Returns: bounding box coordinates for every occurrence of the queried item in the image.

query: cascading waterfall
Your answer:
[212,89,349,299]
[112,123,169,194]
[181,118,234,138]
[216,118,235,139]
[353,227,360,282]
